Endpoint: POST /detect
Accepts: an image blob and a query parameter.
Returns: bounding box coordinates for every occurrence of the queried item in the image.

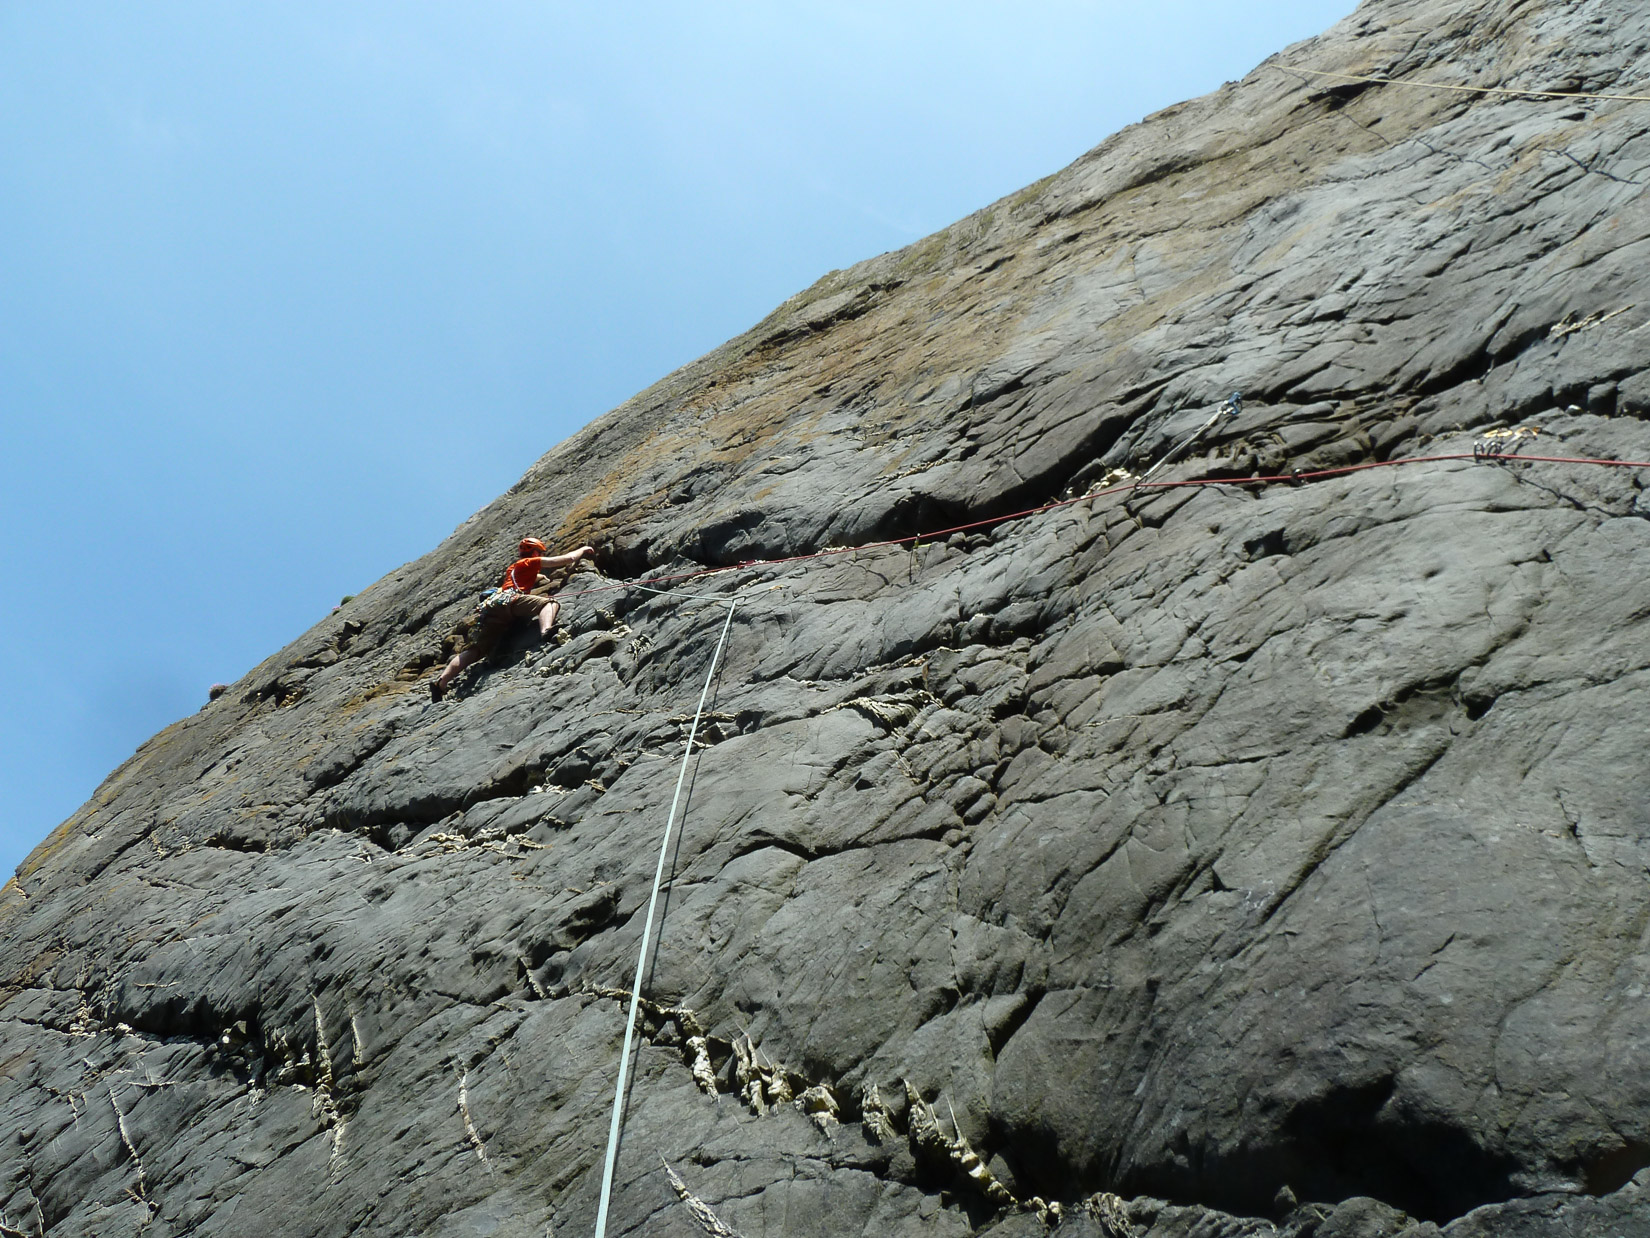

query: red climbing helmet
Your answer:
[518,537,547,557]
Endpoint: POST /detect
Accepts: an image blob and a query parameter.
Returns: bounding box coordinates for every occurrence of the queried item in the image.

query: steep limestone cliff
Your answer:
[7,1,1650,1235]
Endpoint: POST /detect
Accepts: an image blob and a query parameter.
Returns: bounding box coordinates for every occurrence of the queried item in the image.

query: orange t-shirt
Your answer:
[501,556,543,592]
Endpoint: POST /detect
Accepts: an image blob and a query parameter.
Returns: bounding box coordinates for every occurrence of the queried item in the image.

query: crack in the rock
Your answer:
[1549,146,1644,186]
[1254,737,1452,934]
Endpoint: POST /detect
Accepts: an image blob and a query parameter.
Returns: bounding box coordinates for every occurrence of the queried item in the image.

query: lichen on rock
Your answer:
[8,0,1650,1234]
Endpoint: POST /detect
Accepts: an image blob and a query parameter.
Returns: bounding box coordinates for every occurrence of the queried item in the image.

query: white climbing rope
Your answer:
[1132,392,1241,494]
[593,597,739,1238]
[624,579,747,603]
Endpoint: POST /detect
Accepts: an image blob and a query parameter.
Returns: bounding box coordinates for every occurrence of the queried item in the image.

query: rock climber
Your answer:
[431,537,595,701]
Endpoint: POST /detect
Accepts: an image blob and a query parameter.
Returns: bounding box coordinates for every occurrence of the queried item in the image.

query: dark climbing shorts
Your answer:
[465,593,553,658]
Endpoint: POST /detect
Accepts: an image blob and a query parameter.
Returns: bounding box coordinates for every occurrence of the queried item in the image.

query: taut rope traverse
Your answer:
[559,448,1650,608]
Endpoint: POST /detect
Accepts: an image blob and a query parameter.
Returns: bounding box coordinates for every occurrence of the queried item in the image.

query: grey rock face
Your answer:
[7,0,1650,1234]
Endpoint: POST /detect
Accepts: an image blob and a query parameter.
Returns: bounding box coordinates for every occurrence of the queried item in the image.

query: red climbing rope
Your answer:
[555,450,1650,604]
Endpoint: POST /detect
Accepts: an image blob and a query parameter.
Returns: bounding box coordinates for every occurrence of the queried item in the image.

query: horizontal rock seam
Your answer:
[1279,64,1650,105]
[556,449,1650,604]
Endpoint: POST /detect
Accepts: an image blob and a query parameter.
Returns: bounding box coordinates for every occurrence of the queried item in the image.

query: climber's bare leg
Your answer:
[434,647,481,697]
[536,600,561,639]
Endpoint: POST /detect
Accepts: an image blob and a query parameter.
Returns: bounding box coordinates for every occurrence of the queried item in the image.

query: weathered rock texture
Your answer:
[7,0,1650,1235]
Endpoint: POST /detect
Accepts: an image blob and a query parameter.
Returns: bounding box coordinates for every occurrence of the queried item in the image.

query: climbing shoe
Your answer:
[430,678,447,703]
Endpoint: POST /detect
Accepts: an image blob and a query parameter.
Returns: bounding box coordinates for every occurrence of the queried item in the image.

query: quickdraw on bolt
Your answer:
[1473,425,1541,461]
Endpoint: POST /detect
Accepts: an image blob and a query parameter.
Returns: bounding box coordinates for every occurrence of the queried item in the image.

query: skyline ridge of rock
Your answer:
[7,0,1650,1235]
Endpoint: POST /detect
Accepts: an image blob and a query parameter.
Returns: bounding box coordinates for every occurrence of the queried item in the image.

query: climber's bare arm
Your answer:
[540,546,595,572]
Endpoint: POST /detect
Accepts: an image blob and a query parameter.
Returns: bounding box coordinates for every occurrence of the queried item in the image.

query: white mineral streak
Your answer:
[662,1161,746,1238]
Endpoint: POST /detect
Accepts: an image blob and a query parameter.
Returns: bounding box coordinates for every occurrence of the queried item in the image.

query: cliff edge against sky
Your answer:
[6,1,1650,1235]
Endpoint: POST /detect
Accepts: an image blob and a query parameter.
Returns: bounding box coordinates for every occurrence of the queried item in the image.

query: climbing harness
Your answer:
[592,599,739,1238]
[1279,64,1650,105]
[475,586,519,616]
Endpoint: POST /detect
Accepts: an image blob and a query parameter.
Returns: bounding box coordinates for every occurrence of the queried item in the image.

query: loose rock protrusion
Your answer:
[860,1082,898,1144]
[731,1034,796,1113]
[903,1081,1018,1211]
[794,1083,841,1136]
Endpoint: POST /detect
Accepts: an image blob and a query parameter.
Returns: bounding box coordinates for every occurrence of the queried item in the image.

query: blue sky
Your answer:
[0,1,1356,879]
